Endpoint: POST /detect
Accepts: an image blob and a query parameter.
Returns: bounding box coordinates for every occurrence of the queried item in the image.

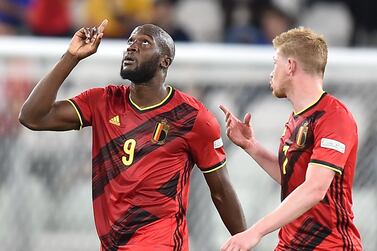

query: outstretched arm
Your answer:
[220,164,335,251]
[219,105,281,184]
[204,166,247,235]
[19,20,108,131]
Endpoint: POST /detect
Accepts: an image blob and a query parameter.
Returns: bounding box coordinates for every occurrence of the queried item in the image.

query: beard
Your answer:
[272,88,287,98]
[270,79,287,98]
[120,54,160,84]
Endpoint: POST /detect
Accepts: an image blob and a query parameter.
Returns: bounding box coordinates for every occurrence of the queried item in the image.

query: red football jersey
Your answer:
[276,93,362,250]
[69,85,226,251]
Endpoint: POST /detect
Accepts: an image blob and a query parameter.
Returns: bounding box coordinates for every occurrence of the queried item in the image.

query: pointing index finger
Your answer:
[219,105,229,114]
[97,19,108,34]
[219,105,230,115]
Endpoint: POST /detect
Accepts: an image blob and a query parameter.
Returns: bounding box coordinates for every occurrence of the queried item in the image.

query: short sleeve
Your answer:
[310,109,357,175]
[68,87,105,129]
[188,107,226,173]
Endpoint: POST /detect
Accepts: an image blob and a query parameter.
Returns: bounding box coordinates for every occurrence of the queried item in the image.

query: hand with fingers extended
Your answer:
[219,105,254,150]
[68,19,108,61]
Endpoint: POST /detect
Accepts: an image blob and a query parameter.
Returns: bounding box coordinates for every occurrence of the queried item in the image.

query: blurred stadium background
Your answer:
[1,0,376,250]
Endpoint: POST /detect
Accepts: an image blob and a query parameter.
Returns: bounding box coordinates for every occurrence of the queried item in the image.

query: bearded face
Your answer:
[270,51,290,98]
[120,53,161,84]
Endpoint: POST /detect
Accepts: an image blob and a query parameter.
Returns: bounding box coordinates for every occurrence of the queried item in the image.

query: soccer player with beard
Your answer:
[19,20,246,250]
[220,27,362,251]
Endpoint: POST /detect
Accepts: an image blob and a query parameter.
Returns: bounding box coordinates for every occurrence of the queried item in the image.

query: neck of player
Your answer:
[287,75,324,114]
[130,81,169,108]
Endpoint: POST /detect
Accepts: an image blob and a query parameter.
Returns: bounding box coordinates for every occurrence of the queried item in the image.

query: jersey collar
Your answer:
[128,85,175,113]
[293,92,327,117]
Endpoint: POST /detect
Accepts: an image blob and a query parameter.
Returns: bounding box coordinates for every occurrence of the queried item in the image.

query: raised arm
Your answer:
[19,20,108,131]
[219,105,281,184]
[204,166,247,234]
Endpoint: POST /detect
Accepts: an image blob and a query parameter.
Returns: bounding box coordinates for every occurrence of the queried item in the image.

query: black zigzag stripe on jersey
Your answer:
[92,103,198,200]
[338,174,354,250]
[173,160,192,251]
[288,217,331,251]
[99,206,159,251]
[332,175,348,251]
[182,156,194,186]
[157,171,180,199]
[281,111,325,201]
[173,194,184,251]
[333,175,353,251]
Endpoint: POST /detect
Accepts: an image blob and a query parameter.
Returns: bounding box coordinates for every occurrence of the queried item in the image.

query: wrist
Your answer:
[63,51,80,64]
[248,223,265,239]
[243,139,256,153]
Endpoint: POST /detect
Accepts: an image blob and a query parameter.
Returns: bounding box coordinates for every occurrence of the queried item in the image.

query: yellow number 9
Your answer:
[122,139,136,166]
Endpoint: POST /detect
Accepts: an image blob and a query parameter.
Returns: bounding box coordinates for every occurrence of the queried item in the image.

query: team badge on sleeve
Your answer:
[152,119,169,145]
[214,138,223,149]
[320,138,345,153]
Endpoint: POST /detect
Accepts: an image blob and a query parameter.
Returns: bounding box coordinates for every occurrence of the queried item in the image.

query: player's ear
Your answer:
[160,55,172,70]
[287,57,297,76]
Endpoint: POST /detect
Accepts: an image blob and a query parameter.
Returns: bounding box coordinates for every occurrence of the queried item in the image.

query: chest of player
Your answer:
[92,103,198,166]
[278,115,318,176]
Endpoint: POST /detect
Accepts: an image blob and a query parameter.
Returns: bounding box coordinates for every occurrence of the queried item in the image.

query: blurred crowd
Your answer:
[1,0,377,46]
[1,1,377,250]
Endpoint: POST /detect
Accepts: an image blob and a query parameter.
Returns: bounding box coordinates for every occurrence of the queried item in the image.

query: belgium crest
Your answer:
[296,121,309,148]
[152,119,169,145]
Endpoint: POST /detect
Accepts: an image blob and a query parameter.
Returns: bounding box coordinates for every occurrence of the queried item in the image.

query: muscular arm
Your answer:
[19,53,80,131]
[250,163,334,236]
[204,166,247,235]
[19,20,108,131]
[221,163,335,250]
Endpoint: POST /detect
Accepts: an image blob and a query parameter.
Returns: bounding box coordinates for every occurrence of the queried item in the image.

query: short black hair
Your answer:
[138,24,175,61]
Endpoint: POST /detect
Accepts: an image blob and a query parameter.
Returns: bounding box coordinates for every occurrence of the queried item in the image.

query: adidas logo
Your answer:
[109,115,120,126]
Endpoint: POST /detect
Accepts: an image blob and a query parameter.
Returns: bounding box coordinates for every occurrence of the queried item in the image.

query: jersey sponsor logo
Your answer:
[320,138,345,154]
[214,138,223,149]
[296,121,309,148]
[152,119,169,145]
[109,115,120,126]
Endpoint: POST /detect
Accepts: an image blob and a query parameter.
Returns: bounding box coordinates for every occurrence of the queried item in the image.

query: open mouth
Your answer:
[123,56,136,67]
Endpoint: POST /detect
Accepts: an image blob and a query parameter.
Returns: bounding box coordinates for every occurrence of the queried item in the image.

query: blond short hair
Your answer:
[272,27,328,76]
